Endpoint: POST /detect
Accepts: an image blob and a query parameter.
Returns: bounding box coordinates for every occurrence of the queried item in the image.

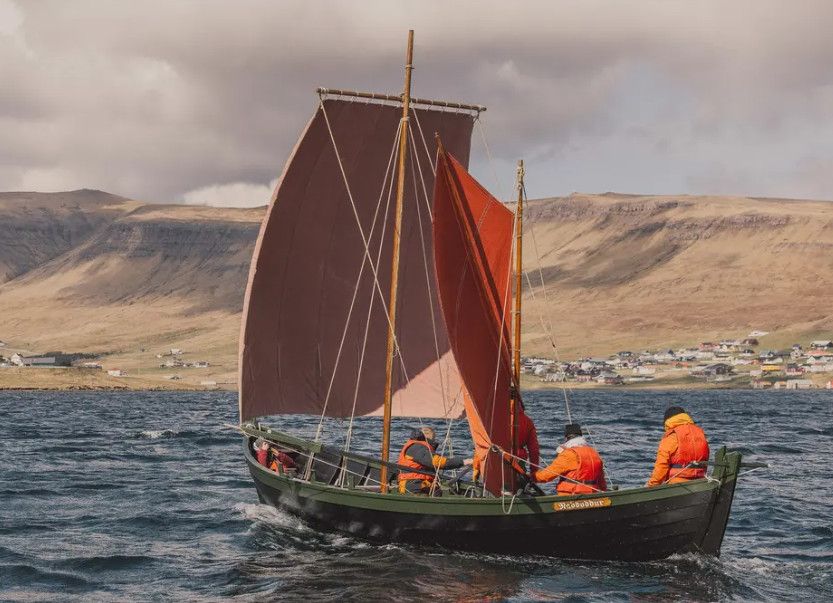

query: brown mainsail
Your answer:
[239,99,474,421]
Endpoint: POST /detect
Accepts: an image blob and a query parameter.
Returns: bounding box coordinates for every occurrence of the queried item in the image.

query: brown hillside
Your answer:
[521,193,833,358]
[0,190,135,283]
[1,189,832,389]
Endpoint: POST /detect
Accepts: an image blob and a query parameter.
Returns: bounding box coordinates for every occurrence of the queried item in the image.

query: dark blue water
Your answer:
[1,389,831,601]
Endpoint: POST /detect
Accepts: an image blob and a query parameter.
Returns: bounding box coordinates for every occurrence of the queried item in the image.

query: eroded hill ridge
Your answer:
[1,189,831,388]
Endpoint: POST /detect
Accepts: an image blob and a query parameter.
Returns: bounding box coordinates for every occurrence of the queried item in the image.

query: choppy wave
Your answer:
[1,389,832,601]
[135,428,179,439]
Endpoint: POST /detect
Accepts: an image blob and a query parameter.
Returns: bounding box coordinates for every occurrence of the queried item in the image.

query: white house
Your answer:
[107,369,127,377]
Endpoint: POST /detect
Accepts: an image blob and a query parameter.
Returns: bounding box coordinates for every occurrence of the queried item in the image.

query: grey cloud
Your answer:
[2,0,833,203]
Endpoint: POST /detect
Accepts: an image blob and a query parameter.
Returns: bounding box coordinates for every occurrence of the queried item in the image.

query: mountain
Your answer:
[1,189,831,389]
[520,193,833,358]
[0,190,262,388]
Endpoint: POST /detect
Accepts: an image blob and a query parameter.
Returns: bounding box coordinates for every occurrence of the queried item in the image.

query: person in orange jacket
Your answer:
[397,427,472,495]
[646,406,710,487]
[533,423,607,495]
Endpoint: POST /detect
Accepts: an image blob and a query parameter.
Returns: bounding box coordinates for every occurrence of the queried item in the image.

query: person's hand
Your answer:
[463,458,473,466]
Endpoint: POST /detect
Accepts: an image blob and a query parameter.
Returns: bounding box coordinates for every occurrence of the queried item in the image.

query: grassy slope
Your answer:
[1,190,832,390]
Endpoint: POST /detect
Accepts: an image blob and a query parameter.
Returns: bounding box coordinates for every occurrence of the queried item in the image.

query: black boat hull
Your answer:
[245,441,741,561]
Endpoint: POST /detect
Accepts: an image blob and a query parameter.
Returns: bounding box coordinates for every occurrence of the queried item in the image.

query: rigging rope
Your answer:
[407,125,456,421]
[314,105,402,441]
[342,137,399,455]
[318,99,409,366]
[404,122,465,489]
[470,116,517,497]
[519,185,574,424]
[410,107,437,177]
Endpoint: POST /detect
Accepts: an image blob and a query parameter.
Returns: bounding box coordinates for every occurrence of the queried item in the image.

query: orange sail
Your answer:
[239,99,474,421]
[432,145,516,496]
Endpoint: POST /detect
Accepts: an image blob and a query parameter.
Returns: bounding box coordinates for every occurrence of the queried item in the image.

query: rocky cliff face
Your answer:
[0,190,129,283]
[64,215,259,312]
[1,193,262,314]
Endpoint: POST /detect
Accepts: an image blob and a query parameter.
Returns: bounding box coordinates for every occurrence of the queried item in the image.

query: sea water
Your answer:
[1,389,831,601]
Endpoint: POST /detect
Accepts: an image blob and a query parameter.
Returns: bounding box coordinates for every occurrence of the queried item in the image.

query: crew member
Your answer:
[472,400,540,481]
[647,406,710,486]
[397,427,472,495]
[533,423,607,495]
[254,439,269,467]
[267,446,297,473]
[516,405,540,471]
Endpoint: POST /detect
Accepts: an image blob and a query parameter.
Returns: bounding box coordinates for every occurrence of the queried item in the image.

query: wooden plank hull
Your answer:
[244,441,741,561]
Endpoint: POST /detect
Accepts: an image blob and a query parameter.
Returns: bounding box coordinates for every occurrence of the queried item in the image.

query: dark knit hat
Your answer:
[664,406,686,422]
[564,423,583,439]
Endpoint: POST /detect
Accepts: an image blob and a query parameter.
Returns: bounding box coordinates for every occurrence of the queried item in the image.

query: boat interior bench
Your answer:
[295,445,386,488]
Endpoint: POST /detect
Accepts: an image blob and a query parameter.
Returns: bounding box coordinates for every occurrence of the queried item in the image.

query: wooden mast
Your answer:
[511,160,524,458]
[513,159,524,385]
[379,30,414,492]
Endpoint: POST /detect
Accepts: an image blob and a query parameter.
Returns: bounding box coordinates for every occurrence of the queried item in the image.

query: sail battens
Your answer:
[432,147,516,495]
[239,99,474,422]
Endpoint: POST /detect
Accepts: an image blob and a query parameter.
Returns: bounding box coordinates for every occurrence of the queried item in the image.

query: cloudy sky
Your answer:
[2,1,833,206]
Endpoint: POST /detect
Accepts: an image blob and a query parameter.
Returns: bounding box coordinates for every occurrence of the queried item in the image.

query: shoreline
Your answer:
[1,368,829,393]
[2,381,828,393]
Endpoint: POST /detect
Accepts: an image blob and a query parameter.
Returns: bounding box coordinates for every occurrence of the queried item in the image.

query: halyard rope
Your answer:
[520,185,575,424]
[408,126,453,420]
[341,140,399,457]
[314,103,401,440]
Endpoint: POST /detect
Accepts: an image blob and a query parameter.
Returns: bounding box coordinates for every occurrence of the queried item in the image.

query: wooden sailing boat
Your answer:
[236,31,745,561]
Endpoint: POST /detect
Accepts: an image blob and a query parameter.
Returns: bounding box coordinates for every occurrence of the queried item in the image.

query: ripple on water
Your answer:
[1,389,832,601]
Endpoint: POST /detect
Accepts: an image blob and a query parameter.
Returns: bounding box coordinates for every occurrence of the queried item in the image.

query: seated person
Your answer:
[396,427,472,495]
[254,439,269,467]
[646,406,709,486]
[267,446,298,473]
[534,423,607,495]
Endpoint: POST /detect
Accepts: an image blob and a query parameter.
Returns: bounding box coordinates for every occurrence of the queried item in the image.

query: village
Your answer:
[0,342,224,390]
[3,334,833,391]
[522,332,833,390]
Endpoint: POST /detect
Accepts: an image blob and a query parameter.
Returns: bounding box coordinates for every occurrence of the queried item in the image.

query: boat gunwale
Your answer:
[242,436,721,515]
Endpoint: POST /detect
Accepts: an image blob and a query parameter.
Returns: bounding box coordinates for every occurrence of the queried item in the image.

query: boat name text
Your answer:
[552,497,612,512]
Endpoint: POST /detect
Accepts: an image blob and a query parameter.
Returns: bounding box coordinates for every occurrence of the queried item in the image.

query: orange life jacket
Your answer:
[267,449,296,473]
[397,439,436,484]
[668,423,709,481]
[556,446,605,495]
